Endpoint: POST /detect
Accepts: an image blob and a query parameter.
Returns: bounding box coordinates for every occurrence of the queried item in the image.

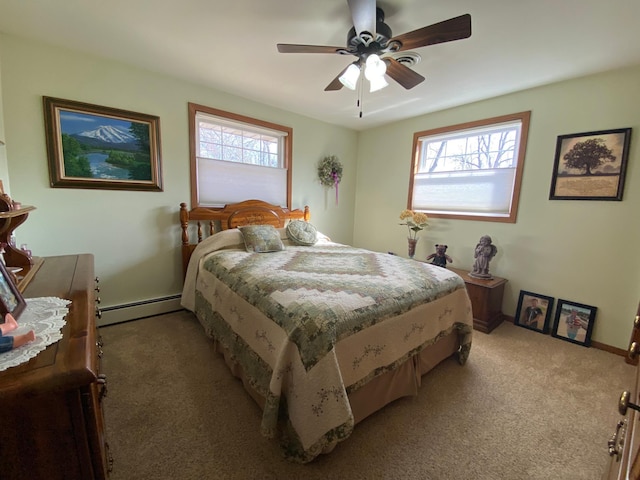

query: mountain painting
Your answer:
[60,111,151,180]
[44,97,162,191]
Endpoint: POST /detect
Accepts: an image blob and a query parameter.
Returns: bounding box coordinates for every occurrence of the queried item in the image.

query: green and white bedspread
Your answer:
[181,229,473,463]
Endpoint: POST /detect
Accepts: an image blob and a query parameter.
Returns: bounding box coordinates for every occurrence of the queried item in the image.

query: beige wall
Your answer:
[354,65,640,349]
[0,36,9,194]
[2,32,639,349]
[0,34,358,322]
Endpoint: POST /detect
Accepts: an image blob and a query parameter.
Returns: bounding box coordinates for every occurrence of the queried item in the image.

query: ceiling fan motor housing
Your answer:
[347,7,395,58]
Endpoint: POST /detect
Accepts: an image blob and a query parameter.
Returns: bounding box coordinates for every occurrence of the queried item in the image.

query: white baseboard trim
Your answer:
[97,295,183,327]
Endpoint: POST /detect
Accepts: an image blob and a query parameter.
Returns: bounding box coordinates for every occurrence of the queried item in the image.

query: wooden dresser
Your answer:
[0,254,111,480]
[603,302,640,479]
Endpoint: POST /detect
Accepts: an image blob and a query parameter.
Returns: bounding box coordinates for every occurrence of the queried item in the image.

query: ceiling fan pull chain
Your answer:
[357,74,363,118]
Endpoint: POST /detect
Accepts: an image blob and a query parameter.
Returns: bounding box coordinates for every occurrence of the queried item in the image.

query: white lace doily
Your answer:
[0,297,71,372]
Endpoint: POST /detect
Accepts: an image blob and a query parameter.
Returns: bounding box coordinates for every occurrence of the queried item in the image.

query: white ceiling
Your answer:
[1,0,639,131]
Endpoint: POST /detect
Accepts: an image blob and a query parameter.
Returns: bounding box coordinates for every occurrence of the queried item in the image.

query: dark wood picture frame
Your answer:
[514,290,554,334]
[0,261,26,320]
[43,96,163,191]
[551,299,597,347]
[549,127,631,200]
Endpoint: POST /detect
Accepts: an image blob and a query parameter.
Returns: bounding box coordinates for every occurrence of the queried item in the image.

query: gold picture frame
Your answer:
[43,96,163,191]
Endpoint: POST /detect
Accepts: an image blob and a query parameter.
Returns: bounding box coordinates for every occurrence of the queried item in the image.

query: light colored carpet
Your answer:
[100,310,633,480]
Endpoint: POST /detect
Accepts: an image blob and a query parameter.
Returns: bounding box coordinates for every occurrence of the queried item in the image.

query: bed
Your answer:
[179,200,473,463]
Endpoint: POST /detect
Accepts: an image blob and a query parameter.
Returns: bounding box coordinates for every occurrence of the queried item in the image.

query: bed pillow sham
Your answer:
[286,220,318,246]
[239,225,285,253]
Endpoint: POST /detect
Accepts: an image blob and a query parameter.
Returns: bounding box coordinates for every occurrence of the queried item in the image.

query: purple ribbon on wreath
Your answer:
[331,170,339,205]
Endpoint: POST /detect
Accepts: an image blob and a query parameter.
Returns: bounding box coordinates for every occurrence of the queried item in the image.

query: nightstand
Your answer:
[449,267,507,333]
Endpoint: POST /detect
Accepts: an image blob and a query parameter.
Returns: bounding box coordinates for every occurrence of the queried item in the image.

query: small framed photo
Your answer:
[43,96,163,191]
[549,128,631,201]
[551,299,597,347]
[0,261,26,321]
[514,290,554,334]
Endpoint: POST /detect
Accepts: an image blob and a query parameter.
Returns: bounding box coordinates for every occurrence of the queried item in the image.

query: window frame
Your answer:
[188,102,293,210]
[408,111,531,223]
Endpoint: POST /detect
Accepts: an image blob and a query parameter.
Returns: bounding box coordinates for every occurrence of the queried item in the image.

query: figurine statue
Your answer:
[469,235,497,279]
[0,314,35,353]
[426,244,452,268]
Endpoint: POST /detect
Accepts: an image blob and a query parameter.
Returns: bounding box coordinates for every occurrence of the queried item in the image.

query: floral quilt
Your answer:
[182,229,473,463]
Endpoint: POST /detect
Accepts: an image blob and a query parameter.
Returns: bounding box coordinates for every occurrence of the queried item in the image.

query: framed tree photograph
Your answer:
[0,261,26,320]
[514,290,554,334]
[551,299,597,347]
[43,96,163,191]
[549,127,631,200]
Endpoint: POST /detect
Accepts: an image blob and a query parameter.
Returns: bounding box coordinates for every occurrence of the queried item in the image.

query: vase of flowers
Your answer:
[399,209,429,259]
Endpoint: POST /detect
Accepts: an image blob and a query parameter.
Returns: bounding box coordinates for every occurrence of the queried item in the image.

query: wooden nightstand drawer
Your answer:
[449,267,507,333]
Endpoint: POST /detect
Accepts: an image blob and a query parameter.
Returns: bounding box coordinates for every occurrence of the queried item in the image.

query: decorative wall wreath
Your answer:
[318,155,343,187]
[318,155,343,204]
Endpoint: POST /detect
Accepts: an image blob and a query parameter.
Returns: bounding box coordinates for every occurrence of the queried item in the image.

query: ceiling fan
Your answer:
[277,0,472,93]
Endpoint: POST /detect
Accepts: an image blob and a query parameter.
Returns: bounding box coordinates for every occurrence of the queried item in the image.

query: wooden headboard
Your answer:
[179,200,310,276]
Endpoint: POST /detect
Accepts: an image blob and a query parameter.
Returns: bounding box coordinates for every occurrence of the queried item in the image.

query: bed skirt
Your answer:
[212,329,460,427]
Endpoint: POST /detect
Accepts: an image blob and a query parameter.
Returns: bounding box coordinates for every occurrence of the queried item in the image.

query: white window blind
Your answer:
[412,168,516,216]
[197,158,287,206]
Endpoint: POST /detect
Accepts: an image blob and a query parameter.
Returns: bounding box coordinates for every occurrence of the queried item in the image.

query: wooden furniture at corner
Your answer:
[0,254,111,480]
[449,267,507,333]
[0,204,36,269]
[602,301,640,479]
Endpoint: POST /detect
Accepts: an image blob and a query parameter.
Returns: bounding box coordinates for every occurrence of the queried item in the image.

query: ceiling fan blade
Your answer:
[277,44,345,54]
[391,13,471,52]
[347,0,377,37]
[384,57,425,90]
[325,66,349,91]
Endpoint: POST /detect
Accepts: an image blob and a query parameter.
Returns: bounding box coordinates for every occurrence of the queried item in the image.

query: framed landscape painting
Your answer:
[514,290,554,334]
[549,128,631,200]
[551,299,597,347]
[43,97,163,191]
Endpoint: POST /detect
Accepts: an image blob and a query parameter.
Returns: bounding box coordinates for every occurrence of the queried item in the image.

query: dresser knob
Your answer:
[96,296,101,304]
[635,315,640,329]
[95,285,100,293]
[96,307,102,319]
[619,390,640,416]
[629,342,639,361]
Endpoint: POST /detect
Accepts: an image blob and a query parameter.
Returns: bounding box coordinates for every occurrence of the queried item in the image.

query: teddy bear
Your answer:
[426,244,452,268]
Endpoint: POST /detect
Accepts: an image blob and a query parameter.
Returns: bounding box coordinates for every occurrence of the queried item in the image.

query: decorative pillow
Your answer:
[286,220,318,246]
[239,225,285,253]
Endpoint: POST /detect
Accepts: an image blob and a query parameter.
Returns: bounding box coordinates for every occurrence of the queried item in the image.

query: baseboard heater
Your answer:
[97,294,183,327]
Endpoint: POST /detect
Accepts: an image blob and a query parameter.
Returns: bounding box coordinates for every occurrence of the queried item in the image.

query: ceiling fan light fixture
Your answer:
[364,54,386,80]
[339,63,361,90]
[368,75,388,93]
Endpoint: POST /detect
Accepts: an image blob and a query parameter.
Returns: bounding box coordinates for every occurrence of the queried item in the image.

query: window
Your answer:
[188,103,292,209]
[409,111,530,223]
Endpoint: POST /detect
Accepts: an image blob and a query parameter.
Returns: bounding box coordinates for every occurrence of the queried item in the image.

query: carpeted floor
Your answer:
[100,310,632,480]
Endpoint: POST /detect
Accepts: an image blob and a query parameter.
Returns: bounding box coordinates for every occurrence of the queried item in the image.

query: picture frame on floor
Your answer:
[549,127,632,201]
[514,290,554,334]
[43,96,163,191]
[551,299,597,347]
[0,261,26,320]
